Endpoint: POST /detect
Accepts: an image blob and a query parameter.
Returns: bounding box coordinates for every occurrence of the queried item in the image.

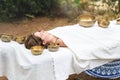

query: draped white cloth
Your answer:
[0,40,75,80]
[0,20,120,80]
[0,41,55,80]
[49,20,120,73]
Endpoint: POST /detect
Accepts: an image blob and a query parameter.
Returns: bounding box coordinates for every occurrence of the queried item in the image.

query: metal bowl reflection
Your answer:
[48,43,59,52]
[31,46,44,55]
[98,18,110,28]
[1,34,13,42]
[116,19,120,25]
[79,14,96,27]
[15,36,26,44]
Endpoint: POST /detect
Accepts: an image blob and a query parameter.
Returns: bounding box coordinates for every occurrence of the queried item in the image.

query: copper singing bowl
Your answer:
[48,43,59,52]
[31,46,44,55]
[79,14,96,27]
[116,19,120,25]
[1,34,13,42]
[98,18,110,28]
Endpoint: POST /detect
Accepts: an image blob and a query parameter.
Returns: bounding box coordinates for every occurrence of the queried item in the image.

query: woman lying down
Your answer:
[25,30,67,49]
[25,24,120,56]
[25,24,120,72]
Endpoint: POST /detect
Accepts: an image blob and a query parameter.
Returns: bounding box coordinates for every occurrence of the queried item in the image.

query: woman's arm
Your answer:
[46,34,67,47]
[56,38,67,47]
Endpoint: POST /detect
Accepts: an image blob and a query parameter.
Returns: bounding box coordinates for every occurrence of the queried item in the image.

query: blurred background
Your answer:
[0,0,120,80]
[0,0,120,22]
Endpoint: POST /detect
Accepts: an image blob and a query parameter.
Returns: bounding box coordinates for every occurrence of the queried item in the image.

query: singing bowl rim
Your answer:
[79,14,96,27]
[31,45,44,55]
[48,43,60,52]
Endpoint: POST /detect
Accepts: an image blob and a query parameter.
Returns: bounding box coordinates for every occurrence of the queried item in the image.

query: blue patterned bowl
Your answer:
[85,60,120,79]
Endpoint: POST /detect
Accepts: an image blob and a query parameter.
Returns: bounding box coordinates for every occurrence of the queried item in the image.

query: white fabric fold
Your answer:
[50,48,75,80]
[0,40,55,80]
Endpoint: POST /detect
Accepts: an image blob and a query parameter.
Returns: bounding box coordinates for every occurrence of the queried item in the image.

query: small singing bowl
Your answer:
[116,19,120,25]
[98,18,110,28]
[48,43,60,52]
[79,14,96,27]
[15,36,26,44]
[31,46,44,55]
[1,34,13,42]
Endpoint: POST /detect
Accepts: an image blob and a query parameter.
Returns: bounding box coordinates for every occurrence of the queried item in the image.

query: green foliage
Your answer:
[74,0,80,5]
[0,0,60,21]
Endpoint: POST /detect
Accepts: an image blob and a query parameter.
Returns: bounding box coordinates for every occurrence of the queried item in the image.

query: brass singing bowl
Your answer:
[48,43,59,52]
[79,14,96,27]
[116,19,120,25]
[31,46,44,55]
[1,34,13,42]
[98,18,110,28]
[15,36,26,44]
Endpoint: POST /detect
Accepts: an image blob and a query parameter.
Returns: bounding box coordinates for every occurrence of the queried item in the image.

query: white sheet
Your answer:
[0,20,120,80]
[0,40,55,80]
[49,20,120,73]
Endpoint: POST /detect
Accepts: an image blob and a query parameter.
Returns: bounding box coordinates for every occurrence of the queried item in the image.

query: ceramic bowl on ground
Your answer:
[79,14,96,27]
[14,36,26,44]
[1,34,13,42]
[116,19,120,25]
[98,18,110,28]
[48,43,60,52]
[31,46,44,55]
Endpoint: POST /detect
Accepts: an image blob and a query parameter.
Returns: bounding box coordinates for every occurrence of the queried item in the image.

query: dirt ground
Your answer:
[0,17,73,37]
[0,17,120,80]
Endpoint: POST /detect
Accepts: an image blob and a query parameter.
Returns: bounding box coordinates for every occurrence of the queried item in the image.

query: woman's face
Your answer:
[34,30,49,40]
[34,31,41,38]
[34,31,56,45]
[34,31,49,45]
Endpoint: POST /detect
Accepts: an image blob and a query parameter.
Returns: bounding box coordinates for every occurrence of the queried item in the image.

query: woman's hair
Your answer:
[25,34,44,49]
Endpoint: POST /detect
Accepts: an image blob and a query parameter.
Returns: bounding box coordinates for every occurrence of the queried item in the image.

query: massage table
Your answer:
[0,20,120,80]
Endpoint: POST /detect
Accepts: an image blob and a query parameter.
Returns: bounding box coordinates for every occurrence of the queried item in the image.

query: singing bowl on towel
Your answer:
[116,19,120,25]
[98,18,110,28]
[14,36,26,44]
[79,14,96,27]
[48,43,60,52]
[1,34,13,42]
[31,46,44,55]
